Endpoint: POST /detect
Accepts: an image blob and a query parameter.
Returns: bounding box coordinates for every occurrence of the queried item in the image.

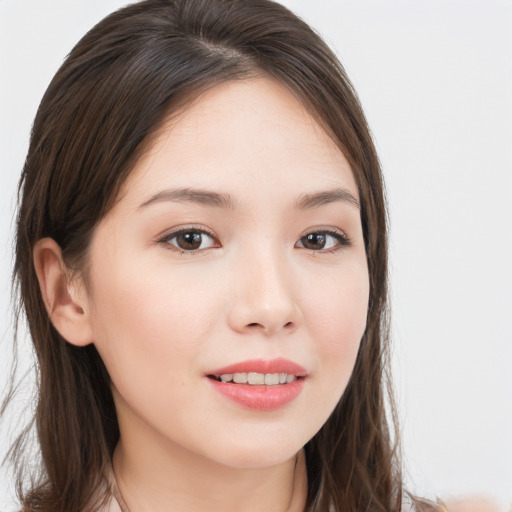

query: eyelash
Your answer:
[157,227,351,254]
[295,228,351,252]
[158,226,220,255]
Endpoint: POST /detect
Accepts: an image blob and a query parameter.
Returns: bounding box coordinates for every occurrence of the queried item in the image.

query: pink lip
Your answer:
[206,358,307,411]
[207,357,307,377]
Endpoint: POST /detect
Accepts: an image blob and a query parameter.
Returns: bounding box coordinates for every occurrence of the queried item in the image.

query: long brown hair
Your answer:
[4,0,441,511]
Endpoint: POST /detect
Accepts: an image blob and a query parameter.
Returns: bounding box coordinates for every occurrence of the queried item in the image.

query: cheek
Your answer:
[315,282,368,352]
[310,257,368,329]
[304,262,369,392]
[88,259,222,385]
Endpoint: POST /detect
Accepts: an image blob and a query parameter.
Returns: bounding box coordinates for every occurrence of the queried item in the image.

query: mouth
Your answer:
[207,372,303,385]
[206,357,308,384]
[205,358,307,410]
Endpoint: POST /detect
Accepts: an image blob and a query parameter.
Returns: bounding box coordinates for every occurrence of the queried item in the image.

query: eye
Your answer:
[295,229,351,252]
[159,228,219,253]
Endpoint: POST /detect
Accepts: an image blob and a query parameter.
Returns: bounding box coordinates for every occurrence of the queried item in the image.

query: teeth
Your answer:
[248,372,265,385]
[233,373,248,384]
[218,372,298,385]
[264,373,279,385]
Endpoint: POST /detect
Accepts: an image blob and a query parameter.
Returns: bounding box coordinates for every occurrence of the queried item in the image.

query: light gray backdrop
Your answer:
[1,0,511,509]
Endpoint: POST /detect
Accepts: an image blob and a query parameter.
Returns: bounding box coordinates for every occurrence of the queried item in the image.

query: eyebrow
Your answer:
[139,188,236,209]
[138,186,359,211]
[294,188,360,210]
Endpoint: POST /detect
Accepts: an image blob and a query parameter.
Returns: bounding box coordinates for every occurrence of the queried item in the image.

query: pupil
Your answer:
[179,232,202,250]
[304,233,325,249]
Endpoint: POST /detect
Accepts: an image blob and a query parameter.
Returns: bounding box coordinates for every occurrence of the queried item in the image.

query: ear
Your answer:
[33,238,93,346]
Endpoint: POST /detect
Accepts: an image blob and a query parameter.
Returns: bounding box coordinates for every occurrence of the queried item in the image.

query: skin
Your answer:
[35,77,369,512]
[444,496,506,512]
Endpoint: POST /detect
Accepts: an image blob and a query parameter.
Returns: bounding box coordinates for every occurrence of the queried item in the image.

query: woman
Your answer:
[5,0,444,510]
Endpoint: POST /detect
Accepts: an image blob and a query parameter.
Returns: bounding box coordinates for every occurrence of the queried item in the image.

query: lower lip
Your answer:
[207,378,305,411]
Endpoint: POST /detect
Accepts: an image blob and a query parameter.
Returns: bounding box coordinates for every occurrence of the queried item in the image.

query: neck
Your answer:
[111,420,307,512]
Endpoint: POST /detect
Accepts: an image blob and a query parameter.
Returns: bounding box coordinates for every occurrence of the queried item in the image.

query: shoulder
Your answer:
[402,493,505,512]
[443,496,505,512]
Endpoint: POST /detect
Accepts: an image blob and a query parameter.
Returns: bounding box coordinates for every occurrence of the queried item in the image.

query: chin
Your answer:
[202,432,308,469]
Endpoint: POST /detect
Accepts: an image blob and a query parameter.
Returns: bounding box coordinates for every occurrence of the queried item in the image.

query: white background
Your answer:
[1,0,511,510]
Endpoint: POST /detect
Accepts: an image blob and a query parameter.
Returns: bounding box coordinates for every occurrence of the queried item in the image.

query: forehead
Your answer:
[121,77,357,205]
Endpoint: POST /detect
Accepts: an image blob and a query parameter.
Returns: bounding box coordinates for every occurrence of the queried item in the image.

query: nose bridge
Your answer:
[228,239,300,335]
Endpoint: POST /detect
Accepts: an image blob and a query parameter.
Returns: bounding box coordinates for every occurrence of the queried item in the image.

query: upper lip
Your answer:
[207,357,308,377]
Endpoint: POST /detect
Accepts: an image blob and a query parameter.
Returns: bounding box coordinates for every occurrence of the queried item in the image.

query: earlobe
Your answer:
[33,238,93,347]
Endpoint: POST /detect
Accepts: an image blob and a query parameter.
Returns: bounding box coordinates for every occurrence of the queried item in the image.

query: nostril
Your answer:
[239,315,298,334]
[246,321,294,331]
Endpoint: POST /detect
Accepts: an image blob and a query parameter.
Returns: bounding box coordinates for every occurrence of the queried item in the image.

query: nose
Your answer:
[227,246,302,337]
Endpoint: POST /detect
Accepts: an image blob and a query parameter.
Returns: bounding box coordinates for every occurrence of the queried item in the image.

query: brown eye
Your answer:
[300,233,328,250]
[176,232,203,250]
[161,229,217,252]
[295,230,350,252]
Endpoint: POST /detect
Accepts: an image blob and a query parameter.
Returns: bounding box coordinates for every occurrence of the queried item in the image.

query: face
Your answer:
[85,77,369,469]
